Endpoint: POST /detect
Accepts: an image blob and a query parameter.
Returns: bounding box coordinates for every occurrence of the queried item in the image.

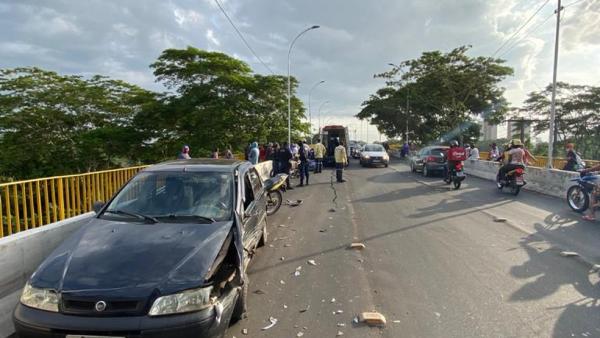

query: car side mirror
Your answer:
[93,201,105,214]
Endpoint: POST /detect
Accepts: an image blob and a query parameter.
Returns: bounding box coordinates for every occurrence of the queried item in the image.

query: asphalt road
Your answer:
[227,158,600,338]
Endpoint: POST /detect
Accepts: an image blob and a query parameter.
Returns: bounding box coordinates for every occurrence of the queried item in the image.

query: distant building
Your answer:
[481,121,497,140]
[507,120,531,141]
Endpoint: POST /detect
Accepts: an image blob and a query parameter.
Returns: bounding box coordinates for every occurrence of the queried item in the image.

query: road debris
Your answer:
[294,266,302,277]
[300,305,310,313]
[350,242,366,250]
[337,323,346,327]
[253,289,265,295]
[336,331,344,336]
[261,317,278,330]
[307,259,317,266]
[281,256,286,261]
[330,298,336,303]
[560,251,579,257]
[493,217,507,223]
[278,224,286,227]
[297,332,304,337]
[392,320,401,323]
[336,309,344,314]
[286,199,303,207]
[284,243,292,247]
[319,228,328,232]
[358,311,387,326]
[242,328,248,335]
[434,312,441,318]
[280,280,286,285]
[329,208,336,212]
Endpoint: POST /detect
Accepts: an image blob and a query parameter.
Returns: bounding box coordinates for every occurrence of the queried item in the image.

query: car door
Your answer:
[248,168,266,226]
[241,169,262,249]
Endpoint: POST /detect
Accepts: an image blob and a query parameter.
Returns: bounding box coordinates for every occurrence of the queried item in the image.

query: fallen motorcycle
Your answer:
[264,173,288,216]
[566,172,599,213]
[443,162,466,190]
[498,167,526,196]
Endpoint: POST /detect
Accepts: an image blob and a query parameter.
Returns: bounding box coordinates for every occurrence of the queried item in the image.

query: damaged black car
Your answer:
[13,159,268,338]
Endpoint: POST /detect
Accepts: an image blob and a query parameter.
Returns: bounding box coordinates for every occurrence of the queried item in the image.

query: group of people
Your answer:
[177,145,234,160]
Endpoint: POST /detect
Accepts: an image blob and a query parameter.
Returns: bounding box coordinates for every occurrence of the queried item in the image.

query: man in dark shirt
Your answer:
[563,143,580,171]
[297,140,310,187]
[277,142,293,190]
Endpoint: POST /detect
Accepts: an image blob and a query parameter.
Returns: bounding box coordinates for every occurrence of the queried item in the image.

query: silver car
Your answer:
[359,144,390,167]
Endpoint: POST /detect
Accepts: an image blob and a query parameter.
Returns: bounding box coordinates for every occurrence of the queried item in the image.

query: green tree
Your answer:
[0,67,155,178]
[357,46,513,144]
[146,47,307,157]
[522,82,600,159]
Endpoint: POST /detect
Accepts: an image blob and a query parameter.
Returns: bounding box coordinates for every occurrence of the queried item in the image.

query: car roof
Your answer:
[142,158,249,173]
[425,145,449,149]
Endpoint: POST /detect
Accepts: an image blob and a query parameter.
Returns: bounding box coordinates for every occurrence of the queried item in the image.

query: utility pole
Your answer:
[405,89,410,144]
[547,0,562,169]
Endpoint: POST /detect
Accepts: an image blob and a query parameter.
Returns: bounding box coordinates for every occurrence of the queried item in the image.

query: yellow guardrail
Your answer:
[0,166,148,238]
[479,151,600,169]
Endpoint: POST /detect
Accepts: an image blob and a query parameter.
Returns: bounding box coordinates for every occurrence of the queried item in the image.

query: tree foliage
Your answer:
[522,82,600,159]
[357,46,513,144]
[0,47,307,180]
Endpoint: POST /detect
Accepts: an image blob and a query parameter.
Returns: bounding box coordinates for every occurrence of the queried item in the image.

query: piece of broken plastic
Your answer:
[307,259,317,266]
[262,317,278,330]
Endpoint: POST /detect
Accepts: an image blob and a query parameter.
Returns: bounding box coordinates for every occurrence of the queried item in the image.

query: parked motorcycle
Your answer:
[264,173,288,216]
[443,162,466,189]
[498,167,526,196]
[566,172,599,213]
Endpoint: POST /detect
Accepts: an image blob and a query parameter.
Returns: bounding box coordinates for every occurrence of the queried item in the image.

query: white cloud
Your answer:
[173,8,203,26]
[206,29,220,46]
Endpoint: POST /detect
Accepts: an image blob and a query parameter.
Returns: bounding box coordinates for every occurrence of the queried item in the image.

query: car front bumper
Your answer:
[361,158,389,165]
[14,288,237,338]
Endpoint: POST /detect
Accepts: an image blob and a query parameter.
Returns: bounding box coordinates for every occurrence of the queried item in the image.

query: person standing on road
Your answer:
[224,147,234,159]
[248,142,260,165]
[334,141,348,183]
[277,142,293,189]
[297,141,310,186]
[469,144,480,160]
[178,145,191,160]
[314,139,326,173]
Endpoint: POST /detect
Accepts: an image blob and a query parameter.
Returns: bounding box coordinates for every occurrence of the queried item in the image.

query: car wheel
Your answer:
[231,272,248,323]
[423,165,430,177]
[384,163,388,168]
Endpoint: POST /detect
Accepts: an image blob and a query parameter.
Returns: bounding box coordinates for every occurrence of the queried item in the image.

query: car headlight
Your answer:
[20,283,59,312]
[149,286,214,316]
[383,154,389,160]
[362,155,370,159]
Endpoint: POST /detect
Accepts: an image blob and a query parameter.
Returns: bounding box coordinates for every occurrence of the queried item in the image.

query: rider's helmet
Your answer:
[449,140,459,148]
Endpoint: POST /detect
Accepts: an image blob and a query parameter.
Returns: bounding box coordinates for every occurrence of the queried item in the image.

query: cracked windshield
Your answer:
[1,0,600,337]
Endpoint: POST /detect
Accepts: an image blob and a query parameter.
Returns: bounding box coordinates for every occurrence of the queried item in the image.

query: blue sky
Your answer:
[1,0,598,142]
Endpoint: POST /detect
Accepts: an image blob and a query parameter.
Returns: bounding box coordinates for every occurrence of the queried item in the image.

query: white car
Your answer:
[359,144,389,167]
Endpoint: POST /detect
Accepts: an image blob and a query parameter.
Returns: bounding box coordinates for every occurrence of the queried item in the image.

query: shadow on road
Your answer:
[508,223,600,337]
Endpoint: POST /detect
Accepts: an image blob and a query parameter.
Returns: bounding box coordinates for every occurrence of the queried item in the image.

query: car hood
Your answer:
[362,151,387,157]
[30,217,234,297]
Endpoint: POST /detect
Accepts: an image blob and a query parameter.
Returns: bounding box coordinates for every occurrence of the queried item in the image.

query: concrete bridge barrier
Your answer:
[463,159,580,198]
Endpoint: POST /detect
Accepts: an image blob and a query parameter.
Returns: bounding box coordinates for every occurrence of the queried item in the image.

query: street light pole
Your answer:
[288,25,320,146]
[547,0,563,168]
[308,80,325,135]
[317,100,329,137]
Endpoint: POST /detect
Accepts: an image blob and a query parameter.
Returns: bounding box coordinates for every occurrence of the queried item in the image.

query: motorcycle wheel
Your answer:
[453,180,461,190]
[511,184,521,196]
[567,185,589,213]
[266,190,283,216]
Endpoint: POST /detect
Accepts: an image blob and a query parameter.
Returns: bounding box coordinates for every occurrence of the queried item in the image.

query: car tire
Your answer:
[231,273,248,323]
[423,165,430,177]
[384,163,388,168]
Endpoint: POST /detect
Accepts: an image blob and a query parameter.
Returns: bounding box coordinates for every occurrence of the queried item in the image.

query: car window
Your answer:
[419,148,429,156]
[248,169,262,196]
[103,171,233,222]
[364,145,384,152]
[431,148,447,157]
[243,172,255,210]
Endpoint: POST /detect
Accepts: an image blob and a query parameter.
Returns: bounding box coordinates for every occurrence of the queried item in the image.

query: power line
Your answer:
[498,12,555,58]
[564,0,586,8]
[492,0,551,57]
[214,0,275,75]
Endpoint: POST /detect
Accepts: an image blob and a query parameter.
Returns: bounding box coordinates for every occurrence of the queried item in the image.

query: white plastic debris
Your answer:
[294,271,301,277]
[261,317,278,330]
[493,217,507,222]
[281,256,285,261]
[297,332,304,337]
[350,243,366,250]
[337,323,346,327]
[307,259,317,266]
[336,309,344,314]
[393,320,401,323]
[242,328,248,335]
[336,331,344,336]
[560,251,579,257]
[280,280,286,285]
[330,298,336,303]
[283,304,288,309]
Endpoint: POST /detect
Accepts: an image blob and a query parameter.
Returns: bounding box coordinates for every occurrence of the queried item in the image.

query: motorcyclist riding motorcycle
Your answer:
[444,140,467,180]
[496,139,536,188]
